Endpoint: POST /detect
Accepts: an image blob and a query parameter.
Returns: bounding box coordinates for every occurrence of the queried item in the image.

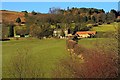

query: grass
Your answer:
[78,38,104,48]
[2,38,69,78]
[78,38,116,49]
[91,23,118,32]
[2,38,117,78]
[2,23,118,78]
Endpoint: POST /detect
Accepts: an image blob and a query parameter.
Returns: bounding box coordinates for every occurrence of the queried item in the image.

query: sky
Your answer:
[2,2,118,13]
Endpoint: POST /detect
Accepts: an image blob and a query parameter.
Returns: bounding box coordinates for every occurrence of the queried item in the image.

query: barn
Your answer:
[75,31,96,38]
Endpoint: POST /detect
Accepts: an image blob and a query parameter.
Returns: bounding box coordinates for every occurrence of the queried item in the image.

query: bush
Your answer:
[61,39,118,78]
[32,10,37,15]
[73,44,86,55]
[81,49,118,78]
[66,40,77,50]
[56,47,118,78]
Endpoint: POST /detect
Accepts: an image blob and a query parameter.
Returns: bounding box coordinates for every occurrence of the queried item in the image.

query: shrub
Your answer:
[31,10,37,15]
[66,40,77,50]
[16,17,21,23]
[81,49,118,78]
[56,48,118,78]
[63,40,118,78]
[73,44,86,55]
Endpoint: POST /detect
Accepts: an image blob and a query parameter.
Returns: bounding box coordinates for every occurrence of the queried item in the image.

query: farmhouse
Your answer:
[75,31,96,38]
[53,29,61,37]
[53,29,68,38]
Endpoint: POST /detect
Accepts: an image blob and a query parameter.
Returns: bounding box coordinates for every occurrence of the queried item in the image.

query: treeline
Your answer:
[24,7,120,38]
[2,7,120,39]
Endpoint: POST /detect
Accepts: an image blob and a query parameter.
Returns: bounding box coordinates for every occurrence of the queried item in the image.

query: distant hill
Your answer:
[1,10,26,23]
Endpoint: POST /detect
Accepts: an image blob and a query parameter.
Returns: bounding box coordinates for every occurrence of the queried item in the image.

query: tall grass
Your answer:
[4,48,44,78]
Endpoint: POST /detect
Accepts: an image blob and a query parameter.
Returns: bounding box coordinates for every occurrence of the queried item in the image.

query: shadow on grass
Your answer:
[0,39,10,41]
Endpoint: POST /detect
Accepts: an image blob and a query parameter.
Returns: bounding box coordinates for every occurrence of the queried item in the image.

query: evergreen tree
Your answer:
[9,23,14,37]
[91,16,96,23]
[16,17,21,23]
[32,10,37,15]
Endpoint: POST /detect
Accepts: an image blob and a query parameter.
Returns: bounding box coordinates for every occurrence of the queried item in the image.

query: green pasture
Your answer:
[78,38,117,48]
[91,23,118,32]
[2,38,117,78]
[2,38,69,78]
[2,23,118,78]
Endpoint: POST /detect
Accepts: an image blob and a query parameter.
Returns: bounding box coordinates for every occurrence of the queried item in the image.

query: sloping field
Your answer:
[2,38,69,78]
[1,10,25,23]
[91,23,118,32]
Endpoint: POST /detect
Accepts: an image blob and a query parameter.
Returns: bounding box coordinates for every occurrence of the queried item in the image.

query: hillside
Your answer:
[1,10,26,23]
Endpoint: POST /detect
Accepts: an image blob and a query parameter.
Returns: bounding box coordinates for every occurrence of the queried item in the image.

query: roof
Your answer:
[76,31,96,35]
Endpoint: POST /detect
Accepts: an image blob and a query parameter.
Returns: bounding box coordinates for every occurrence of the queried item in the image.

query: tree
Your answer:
[23,10,28,18]
[110,9,118,18]
[91,16,96,23]
[1,21,9,39]
[82,16,88,23]
[29,22,53,39]
[9,23,14,37]
[49,7,61,14]
[72,25,79,35]
[106,12,116,23]
[61,29,65,37]
[2,27,9,39]
[72,35,79,43]
[32,10,37,15]
[67,7,70,11]
[22,10,28,13]
[16,17,21,23]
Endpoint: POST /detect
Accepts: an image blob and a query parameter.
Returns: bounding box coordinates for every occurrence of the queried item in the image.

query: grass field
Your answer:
[91,23,118,32]
[2,23,118,78]
[2,38,117,78]
[78,38,117,51]
[2,38,69,78]
[78,38,107,48]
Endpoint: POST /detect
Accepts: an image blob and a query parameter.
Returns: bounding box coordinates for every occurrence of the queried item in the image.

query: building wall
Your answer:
[78,34,90,38]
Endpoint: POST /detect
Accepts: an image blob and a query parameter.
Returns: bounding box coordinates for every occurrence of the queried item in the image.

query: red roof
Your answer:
[76,31,96,35]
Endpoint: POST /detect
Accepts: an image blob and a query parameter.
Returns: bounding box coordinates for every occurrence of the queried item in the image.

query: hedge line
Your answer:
[66,39,118,78]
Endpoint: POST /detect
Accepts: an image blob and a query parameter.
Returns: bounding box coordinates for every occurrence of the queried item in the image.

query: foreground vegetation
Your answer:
[2,36,118,78]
